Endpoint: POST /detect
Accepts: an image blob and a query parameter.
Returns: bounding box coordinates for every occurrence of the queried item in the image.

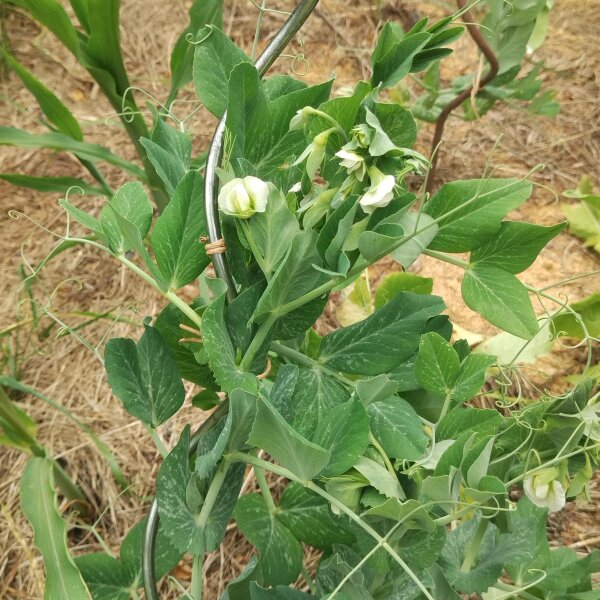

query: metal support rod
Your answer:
[204,0,320,302]
[144,2,319,597]
[426,0,499,194]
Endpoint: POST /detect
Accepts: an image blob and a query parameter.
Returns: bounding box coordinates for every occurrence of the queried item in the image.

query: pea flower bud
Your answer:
[218,176,269,219]
[523,468,566,513]
[289,106,314,131]
[293,127,336,180]
[359,166,396,214]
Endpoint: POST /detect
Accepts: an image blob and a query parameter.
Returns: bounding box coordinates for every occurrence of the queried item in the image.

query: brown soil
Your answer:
[0,0,599,598]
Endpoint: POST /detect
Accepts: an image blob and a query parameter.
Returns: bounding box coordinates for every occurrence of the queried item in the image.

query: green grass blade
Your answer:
[0,173,106,195]
[3,51,83,140]
[0,127,147,180]
[1,377,128,489]
[20,457,92,600]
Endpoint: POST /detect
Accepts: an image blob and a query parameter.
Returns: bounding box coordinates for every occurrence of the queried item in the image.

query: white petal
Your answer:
[547,481,566,513]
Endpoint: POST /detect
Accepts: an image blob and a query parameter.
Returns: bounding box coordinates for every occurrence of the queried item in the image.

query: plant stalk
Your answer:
[460,517,488,572]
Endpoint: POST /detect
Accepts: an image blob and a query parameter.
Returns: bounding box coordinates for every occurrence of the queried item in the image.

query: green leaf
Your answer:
[99,181,152,255]
[151,170,210,289]
[277,482,354,549]
[462,266,539,339]
[553,293,600,340]
[366,396,428,460]
[201,293,259,394]
[157,426,244,554]
[437,407,502,441]
[390,212,438,269]
[470,221,565,273]
[140,110,191,196]
[168,0,223,103]
[375,273,433,309]
[193,25,251,118]
[235,494,303,586]
[21,457,92,600]
[248,396,331,481]
[354,456,404,499]
[0,386,38,452]
[562,201,600,252]
[4,51,83,140]
[287,367,352,439]
[312,399,370,477]
[0,127,146,179]
[453,353,496,403]
[249,583,313,599]
[415,332,460,396]
[7,0,82,56]
[476,325,553,365]
[247,186,299,275]
[371,25,431,88]
[424,179,532,252]
[319,292,445,375]
[104,324,185,427]
[1,173,105,196]
[253,230,327,321]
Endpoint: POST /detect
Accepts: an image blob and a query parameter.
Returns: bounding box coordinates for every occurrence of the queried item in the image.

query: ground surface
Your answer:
[0,0,599,598]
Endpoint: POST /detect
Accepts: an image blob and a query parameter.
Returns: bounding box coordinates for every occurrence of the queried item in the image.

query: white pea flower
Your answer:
[359,167,396,214]
[218,176,269,219]
[335,149,367,181]
[293,127,336,180]
[289,106,314,131]
[581,403,600,441]
[523,468,566,513]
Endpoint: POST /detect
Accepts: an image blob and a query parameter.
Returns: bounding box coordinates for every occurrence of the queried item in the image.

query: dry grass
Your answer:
[0,0,599,598]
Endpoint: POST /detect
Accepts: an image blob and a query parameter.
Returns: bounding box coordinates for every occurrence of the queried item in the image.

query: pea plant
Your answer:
[14,2,600,600]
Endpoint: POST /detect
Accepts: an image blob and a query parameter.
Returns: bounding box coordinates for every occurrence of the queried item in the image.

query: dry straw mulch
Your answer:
[0,1,599,598]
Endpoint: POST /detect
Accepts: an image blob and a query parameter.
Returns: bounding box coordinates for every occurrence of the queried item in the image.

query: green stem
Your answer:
[254,466,277,513]
[494,581,541,600]
[241,221,270,280]
[251,0,268,60]
[423,249,469,269]
[369,432,397,478]
[228,452,434,600]
[438,391,453,423]
[271,342,356,388]
[52,461,88,511]
[146,425,168,458]
[239,314,277,372]
[191,553,203,600]
[197,460,231,529]
[460,517,488,572]
[307,108,349,141]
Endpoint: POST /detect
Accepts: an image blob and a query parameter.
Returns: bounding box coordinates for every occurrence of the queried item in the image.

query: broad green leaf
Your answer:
[168,0,223,103]
[317,546,374,600]
[0,386,38,452]
[277,482,354,549]
[470,221,565,273]
[60,196,106,240]
[437,408,502,441]
[361,497,436,531]
[356,374,399,406]
[476,325,553,364]
[249,583,313,599]
[390,212,438,268]
[553,293,600,339]
[462,266,539,339]
[235,494,303,586]
[317,194,358,272]
[154,301,216,388]
[253,230,327,321]
[415,332,460,396]
[424,179,532,252]
[375,273,433,309]
[354,456,404,499]
[247,186,299,276]
[562,201,600,252]
[0,127,146,179]
[366,396,428,460]
[21,457,92,600]
[193,26,251,117]
[100,181,153,255]
[319,292,445,375]
[4,51,83,140]
[372,24,431,88]
[140,109,192,196]
[157,427,244,554]
[312,399,370,477]
[453,353,496,403]
[104,324,185,427]
[248,396,331,481]
[1,173,105,196]
[151,170,210,289]
[287,367,351,438]
[201,294,259,393]
[373,101,418,149]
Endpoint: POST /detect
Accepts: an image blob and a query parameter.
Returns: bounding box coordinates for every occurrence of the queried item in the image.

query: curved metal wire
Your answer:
[205,0,320,301]
[143,2,319,597]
